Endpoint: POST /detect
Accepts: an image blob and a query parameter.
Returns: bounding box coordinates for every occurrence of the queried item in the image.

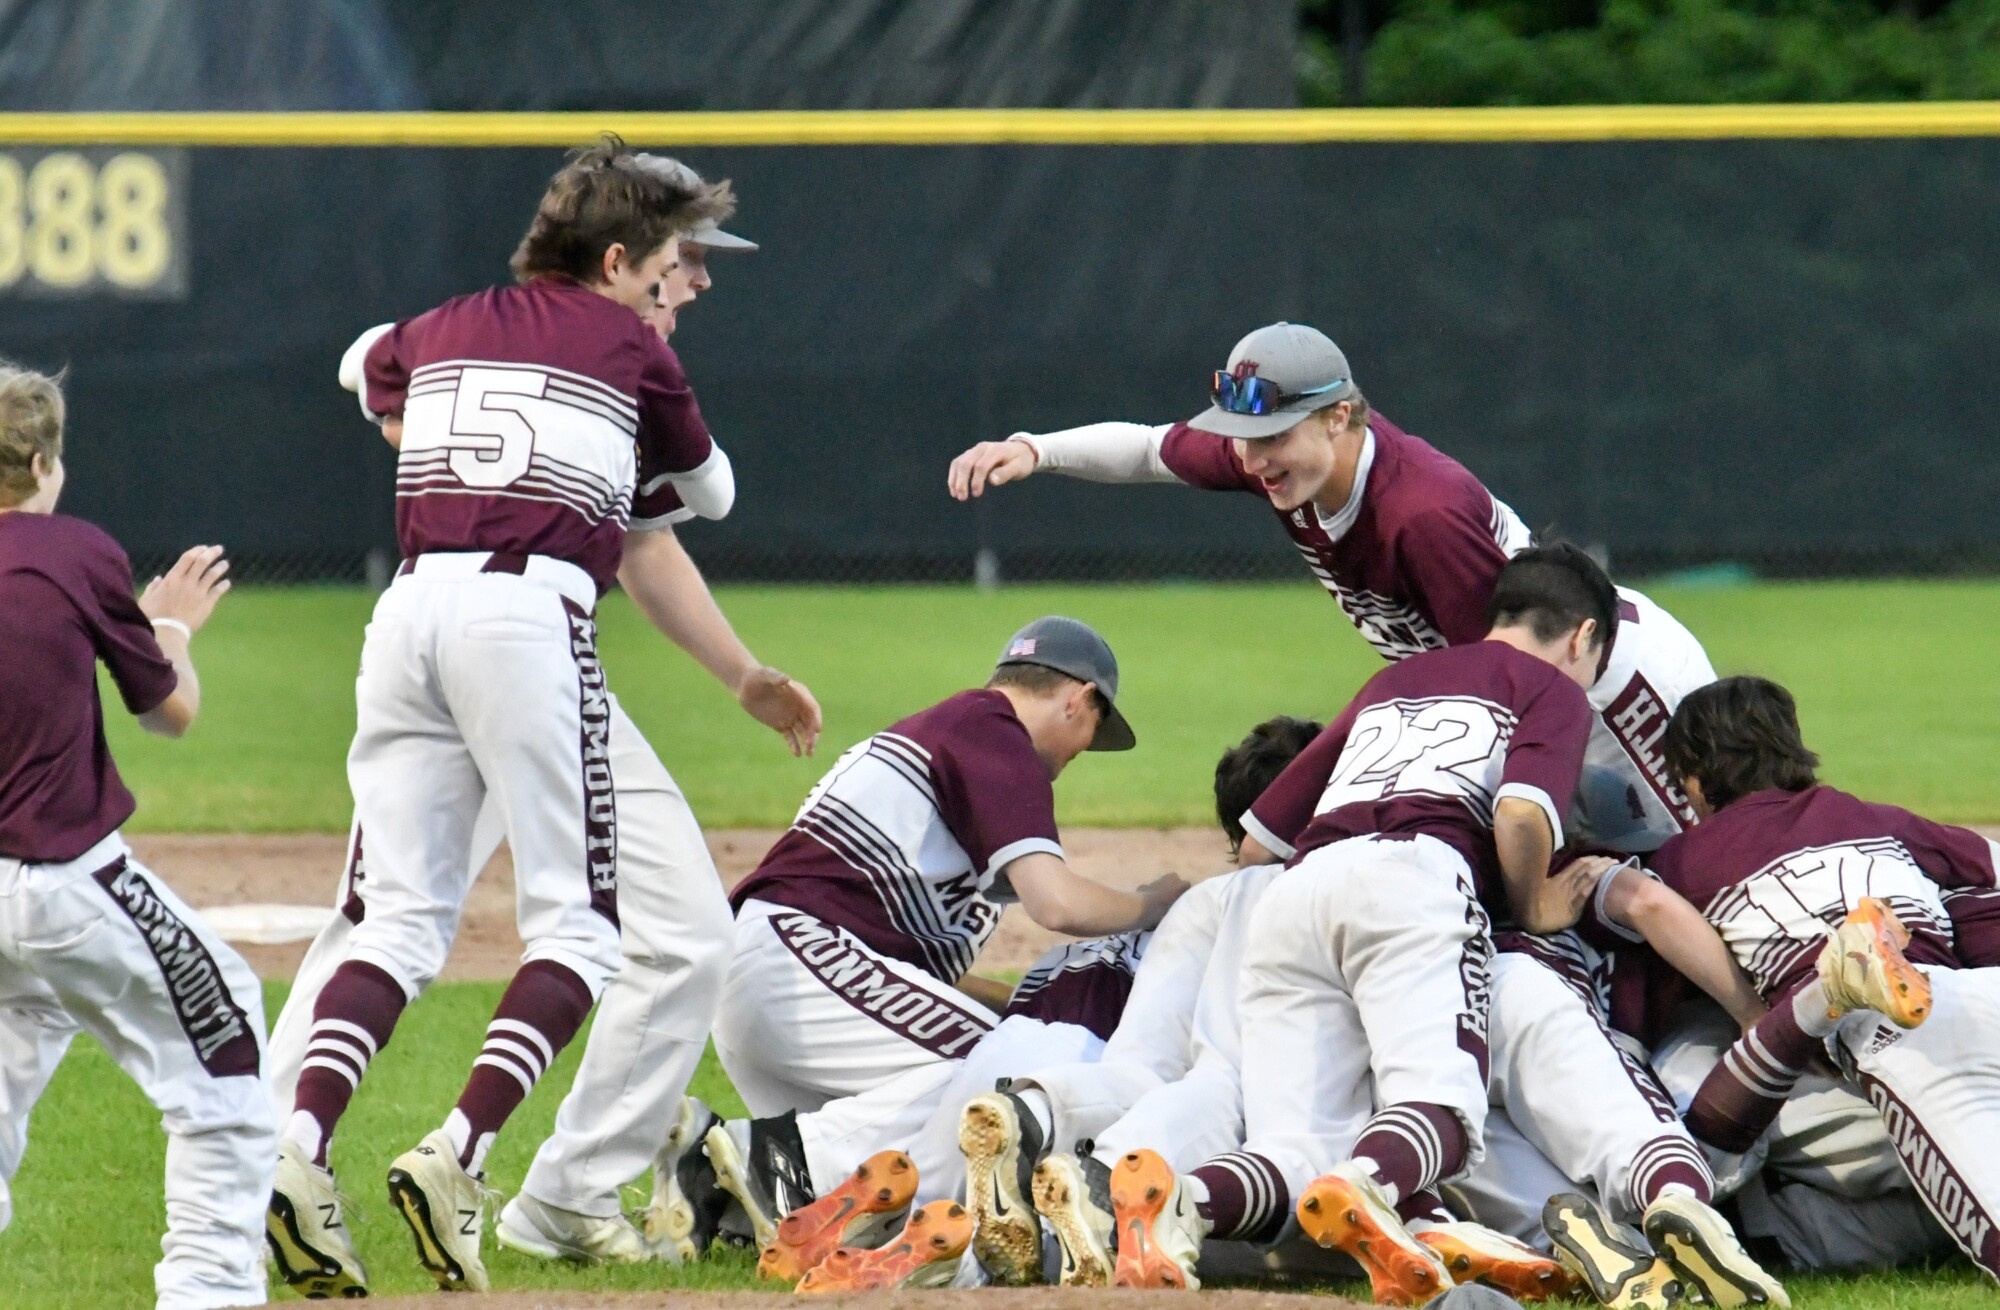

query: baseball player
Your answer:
[268,157,821,1273]
[0,364,276,1310]
[686,619,1184,1273]
[1649,677,2000,1282]
[1097,545,1616,1304]
[264,140,735,1296]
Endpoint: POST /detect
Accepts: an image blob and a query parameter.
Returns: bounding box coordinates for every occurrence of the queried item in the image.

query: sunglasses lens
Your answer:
[1211,373,1276,415]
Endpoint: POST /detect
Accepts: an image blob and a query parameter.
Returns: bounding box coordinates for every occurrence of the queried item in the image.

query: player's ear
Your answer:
[599,242,628,284]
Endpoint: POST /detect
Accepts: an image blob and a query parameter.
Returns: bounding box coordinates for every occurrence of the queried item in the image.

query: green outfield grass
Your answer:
[106,579,2000,832]
[1,983,1986,1308]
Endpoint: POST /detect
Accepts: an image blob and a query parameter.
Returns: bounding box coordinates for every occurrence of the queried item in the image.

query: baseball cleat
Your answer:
[385,1129,493,1292]
[643,1095,725,1263]
[1414,1218,1575,1302]
[703,1114,814,1254]
[1108,1148,1206,1290]
[1643,1191,1790,1309]
[266,1140,369,1298]
[1033,1152,1116,1288]
[1541,1192,1682,1310]
[751,1148,917,1283]
[794,1200,974,1293]
[495,1191,649,1264]
[1297,1162,1452,1307]
[1819,897,1932,1029]
[960,1086,1047,1284]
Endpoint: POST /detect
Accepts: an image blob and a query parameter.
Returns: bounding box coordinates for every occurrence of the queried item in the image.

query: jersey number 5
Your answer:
[445,367,545,489]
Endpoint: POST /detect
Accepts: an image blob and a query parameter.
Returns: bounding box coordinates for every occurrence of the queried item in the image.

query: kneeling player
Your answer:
[1655,677,2000,1284]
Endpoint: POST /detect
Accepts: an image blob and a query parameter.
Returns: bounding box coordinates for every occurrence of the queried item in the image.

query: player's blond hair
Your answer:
[511,134,736,285]
[0,362,65,508]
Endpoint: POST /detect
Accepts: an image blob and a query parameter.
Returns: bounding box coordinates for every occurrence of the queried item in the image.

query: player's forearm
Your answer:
[1015,422,1178,484]
[618,528,758,691]
[1007,853,1160,937]
[137,632,200,737]
[1614,873,1767,1028]
[1494,799,1564,932]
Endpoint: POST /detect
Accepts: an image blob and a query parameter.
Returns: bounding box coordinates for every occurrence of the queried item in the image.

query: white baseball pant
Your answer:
[269,693,731,1218]
[1236,835,1492,1200]
[1836,966,2000,1281]
[0,835,275,1310]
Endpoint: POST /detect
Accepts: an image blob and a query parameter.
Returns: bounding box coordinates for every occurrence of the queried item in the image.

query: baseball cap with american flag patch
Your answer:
[994,616,1134,751]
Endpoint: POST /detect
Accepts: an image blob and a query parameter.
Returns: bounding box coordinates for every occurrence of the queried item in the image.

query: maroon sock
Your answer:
[1628,1135,1716,1209]
[292,960,408,1165]
[1687,994,1817,1154]
[447,960,594,1171]
[1190,1152,1290,1243]
[1351,1103,1468,1204]
[1397,1186,1455,1225]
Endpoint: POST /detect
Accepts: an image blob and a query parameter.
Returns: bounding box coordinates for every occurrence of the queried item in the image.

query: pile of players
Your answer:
[1,136,1994,1310]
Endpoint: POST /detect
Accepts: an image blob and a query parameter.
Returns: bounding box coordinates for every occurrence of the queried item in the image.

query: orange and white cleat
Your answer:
[753,1149,917,1284]
[1107,1149,1205,1290]
[794,1201,973,1293]
[1819,898,1932,1030]
[1414,1218,1576,1302]
[1297,1162,1452,1307]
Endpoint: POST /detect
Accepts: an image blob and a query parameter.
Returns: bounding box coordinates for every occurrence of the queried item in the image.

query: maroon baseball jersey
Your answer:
[1003,931,1149,1041]
[1243,640,1593,914]
[731,689,1063,982]
[0,513,178,862]
[1159,414,1531,661]
[362,278,715,590]
[1649,785,2000,1000]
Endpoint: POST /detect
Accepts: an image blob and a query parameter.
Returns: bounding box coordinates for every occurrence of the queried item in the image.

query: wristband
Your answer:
[150,617,192,642]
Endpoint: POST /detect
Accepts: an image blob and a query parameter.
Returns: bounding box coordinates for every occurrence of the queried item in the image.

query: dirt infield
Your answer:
[372,1290,1365,1310]
[129,828,1236,982]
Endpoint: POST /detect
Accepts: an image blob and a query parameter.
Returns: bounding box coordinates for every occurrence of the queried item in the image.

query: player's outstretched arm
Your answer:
[946,422,1177,500]
[1599,863,1767,1029]
[618,526,822,756]
[135,544,231,737]
[1494,796,1594,933]
[1005,852,1186,937]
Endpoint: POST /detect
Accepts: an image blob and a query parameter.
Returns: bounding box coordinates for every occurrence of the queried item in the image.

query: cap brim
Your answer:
[689,225,758,251]
[1185,404,1311,439]
[1087,702,1136,752]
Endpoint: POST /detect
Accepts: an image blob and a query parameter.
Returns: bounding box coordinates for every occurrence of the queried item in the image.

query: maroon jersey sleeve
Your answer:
[1865,800,2000,891]
[362,320,413,421]
[633,338,715,489]
[1396,499,1512,647]
[1158,423,1260,493]
[81,531,177,715]
[1495,671,1593,848]
[930,708,1064,879]
[1241,703,1356,858]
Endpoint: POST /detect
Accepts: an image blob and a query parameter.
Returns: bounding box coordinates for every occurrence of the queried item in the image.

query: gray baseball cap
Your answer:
[631,154,758,251]
[995,615,1135,752]
[1189,321,1357,439]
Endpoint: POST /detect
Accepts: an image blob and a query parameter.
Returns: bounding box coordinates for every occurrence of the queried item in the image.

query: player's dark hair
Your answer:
[511,134,735,286]
[1662,676,1820,811]
[1213,715,1323,853]
[0,361,64,507]
[1486,542,1618,653]
[987,662,1112,719]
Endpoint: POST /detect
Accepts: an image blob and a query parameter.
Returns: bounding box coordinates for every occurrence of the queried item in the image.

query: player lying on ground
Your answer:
[1646,676,2000,1283]
[0,364,276,1310]
[263,138,735,1297]
[273,155,821,1274]
[660,618,1184,1281]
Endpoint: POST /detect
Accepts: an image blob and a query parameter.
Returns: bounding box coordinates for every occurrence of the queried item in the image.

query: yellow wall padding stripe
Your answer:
[1,104,2000,147]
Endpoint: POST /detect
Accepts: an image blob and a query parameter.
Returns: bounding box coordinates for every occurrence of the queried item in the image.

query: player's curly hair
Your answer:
[511,134,736,285]
[0,361,65,507]
[1662,676,1820,811]
[1214,715,1323,853]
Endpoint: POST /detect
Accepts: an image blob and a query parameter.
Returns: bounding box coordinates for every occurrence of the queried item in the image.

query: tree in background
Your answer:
[1301,0,2000,105]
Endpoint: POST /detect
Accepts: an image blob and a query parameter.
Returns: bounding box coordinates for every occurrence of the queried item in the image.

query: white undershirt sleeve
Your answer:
[337,322,395,422]
[1013,422,1177,484]
[660,444,735,521]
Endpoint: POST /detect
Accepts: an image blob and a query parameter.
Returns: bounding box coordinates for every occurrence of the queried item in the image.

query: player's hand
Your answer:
[139,545,231,636]
[947,438,1037,501]
[1547,854,1615,926]
[1135,872,1190,927]
[738,665,823,757]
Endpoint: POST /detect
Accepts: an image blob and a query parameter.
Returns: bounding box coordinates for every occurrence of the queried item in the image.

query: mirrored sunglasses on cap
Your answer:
[1209,371,1346,416]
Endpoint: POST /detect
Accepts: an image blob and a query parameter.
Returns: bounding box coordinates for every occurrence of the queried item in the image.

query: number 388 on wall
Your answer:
[0,150,185,297]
